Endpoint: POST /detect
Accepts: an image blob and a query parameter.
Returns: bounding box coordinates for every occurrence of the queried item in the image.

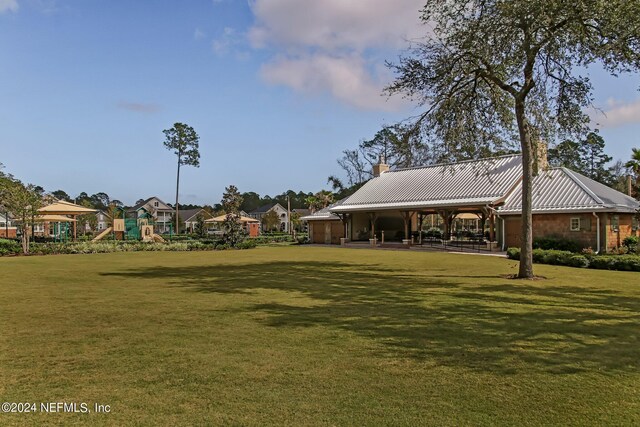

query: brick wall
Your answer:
[0,228,17,239]
[604,213,637,251]
[504,213,600,251]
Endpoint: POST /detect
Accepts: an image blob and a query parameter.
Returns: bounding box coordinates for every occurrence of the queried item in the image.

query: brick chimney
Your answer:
[535,141,548,173]
[372,155,390,177]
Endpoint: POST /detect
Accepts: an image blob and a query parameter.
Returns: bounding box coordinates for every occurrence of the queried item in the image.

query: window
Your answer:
[570,217,581,231]
[154,201,159,207]
[611,215,619,232]
[633,216,639,232]
[0,222,4,228]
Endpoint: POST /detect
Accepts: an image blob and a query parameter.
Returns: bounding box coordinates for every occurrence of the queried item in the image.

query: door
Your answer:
[324,222,332,244]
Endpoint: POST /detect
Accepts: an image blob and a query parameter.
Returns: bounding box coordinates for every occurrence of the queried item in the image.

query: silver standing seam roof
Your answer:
[329,154,639,214]
[330,155,523,212]
[499,167,639,214]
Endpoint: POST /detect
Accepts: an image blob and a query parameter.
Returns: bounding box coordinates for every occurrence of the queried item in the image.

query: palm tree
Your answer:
[625,148,640,199]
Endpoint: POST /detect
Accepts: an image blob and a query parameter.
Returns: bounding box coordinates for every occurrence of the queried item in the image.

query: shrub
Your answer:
[622,236,639,254]
[541,250,573,265]
[236,240,257,250]
[567,255,590,268]
[506,247,640,271]
[506,247,520,260]
[533,236,582,253]
[0,238,21,256]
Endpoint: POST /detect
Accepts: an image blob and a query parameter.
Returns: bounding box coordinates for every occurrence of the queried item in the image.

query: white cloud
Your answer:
[0,0,19,13]
[248,0,425,111]
[212,27,237,55]
[261,53,407,111]
[248,0,425,51]
[590,98,640,128]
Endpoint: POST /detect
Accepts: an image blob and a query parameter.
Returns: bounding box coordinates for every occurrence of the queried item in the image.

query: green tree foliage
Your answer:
[194,213,207,238]
[261,209,280,232]
[0,173,44,254]
[626,148,640,199]
[221,185,245,247]
[163,122,201,234]
[386,0,640,278]
[306,190,335,213]
[51,190,72,202]
[548,132,613,184]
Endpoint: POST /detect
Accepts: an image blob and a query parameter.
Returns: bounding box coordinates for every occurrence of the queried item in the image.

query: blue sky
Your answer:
[1,0,639,206]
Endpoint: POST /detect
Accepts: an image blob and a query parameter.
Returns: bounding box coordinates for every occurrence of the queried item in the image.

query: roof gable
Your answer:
[499,168,639,213]
[251,203,285,214]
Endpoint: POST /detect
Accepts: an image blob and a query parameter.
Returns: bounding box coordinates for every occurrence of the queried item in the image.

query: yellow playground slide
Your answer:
[92,227,113,242]
[152,234,166,243]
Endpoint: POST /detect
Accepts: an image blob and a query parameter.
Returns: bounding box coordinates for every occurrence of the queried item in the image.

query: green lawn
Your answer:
[0,246,638,426]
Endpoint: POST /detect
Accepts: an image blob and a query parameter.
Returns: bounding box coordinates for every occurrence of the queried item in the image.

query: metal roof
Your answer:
[499,168,639,214]
[301,199,344,221]
[331,155,523,212]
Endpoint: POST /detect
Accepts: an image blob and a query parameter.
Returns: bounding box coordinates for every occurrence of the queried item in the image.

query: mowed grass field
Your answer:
[0,246,639,426]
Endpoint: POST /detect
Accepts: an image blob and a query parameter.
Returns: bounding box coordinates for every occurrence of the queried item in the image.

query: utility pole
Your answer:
[287,195,291,235]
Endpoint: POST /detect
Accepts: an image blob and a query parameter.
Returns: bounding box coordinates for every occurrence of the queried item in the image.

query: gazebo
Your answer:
[38,200,97,240]
[205,214,260,237]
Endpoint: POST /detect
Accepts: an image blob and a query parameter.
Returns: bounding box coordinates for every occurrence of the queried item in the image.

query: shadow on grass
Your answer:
[102,261,640,374]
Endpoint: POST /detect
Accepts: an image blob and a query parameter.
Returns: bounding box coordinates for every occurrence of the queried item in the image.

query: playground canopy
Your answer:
[34,215,76,222]
[38,200,97,239]
[205,214,259,223]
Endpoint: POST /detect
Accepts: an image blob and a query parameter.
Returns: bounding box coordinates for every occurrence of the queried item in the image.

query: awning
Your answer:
[27,215,77,222]
[38,200,97,215]
[205,214,259,223]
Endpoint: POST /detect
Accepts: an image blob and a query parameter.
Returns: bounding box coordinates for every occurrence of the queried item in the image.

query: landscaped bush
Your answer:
[250,234,296,244]
[623,236,639,254]
[506,247,520,260]
[506,247,640,271]
[567,254,590,268]
[533,236,583,253]
[236,239,258,250]
[0,238,256,257]
[0,238,21,256]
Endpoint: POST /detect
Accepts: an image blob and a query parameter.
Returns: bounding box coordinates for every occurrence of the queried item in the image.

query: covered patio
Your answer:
[330,154,522,251]
[37,200,97,240]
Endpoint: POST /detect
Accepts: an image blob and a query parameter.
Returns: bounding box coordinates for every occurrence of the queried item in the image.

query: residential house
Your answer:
[248,203,289,232]
[178,208,213,233]
[127,197,174,233]
[0,212,17,238]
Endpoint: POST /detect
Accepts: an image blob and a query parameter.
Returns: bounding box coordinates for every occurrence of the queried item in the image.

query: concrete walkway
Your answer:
[305,242,508,257]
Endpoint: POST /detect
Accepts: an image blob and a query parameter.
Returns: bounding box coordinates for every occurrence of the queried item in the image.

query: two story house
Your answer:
[127,197,175,233]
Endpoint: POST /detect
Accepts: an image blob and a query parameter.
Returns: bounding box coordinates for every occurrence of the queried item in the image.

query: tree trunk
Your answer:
[515,100,535,279]
[21,218,29,255]
[175,156,181,235]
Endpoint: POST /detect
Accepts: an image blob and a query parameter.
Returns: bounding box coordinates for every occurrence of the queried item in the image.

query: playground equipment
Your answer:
[92,207,169,242]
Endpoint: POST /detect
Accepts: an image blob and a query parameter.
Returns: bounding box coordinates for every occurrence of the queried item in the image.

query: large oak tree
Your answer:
[387,0,640,278]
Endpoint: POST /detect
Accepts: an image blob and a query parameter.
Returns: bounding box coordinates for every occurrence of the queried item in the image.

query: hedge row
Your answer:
[506,247,640,272]
[0,239,257,256]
